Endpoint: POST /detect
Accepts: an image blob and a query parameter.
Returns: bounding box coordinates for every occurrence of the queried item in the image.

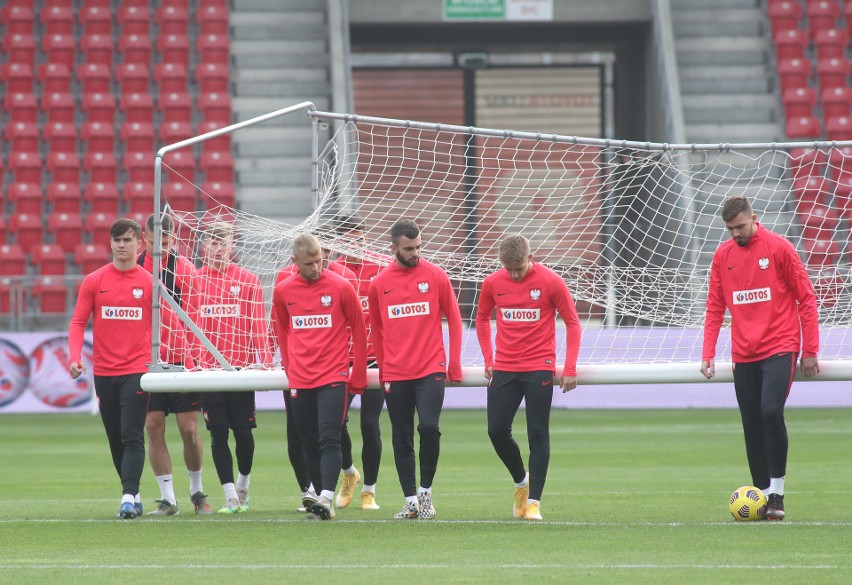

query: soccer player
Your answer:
[367,219,463,519]
[138,213,212,515]
[475,234,582,521]
[273,234,368,520]
[701,196,819,521]
[68,218,152,519]
[187,221,273,514]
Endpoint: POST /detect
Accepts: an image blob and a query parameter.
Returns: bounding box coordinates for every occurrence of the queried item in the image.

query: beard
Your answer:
[396,251,419,267]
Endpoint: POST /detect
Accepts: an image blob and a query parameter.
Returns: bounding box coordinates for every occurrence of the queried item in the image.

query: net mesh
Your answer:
[154,116,852,371]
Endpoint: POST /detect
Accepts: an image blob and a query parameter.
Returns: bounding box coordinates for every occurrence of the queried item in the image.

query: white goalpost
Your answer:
[141,102,852,392]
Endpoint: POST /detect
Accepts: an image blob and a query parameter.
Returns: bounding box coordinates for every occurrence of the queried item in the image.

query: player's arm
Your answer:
[342,282,368,392]
[553,276,581,392]
[700,255,726,379]
[474,277,496,380]
[440,272,464,384]
[367,279,385,373]
[272,286,292,372]
[782,243,820,376]
[68,275,96,378]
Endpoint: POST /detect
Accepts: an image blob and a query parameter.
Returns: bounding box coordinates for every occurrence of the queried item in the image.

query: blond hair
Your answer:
[292,233,321,258]
[498,234,530,265]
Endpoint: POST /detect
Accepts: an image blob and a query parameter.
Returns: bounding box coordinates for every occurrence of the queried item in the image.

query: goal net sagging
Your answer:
[146,107,852,390]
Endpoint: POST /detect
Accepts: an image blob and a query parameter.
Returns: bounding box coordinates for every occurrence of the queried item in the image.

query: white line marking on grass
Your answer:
[0,563,847,570]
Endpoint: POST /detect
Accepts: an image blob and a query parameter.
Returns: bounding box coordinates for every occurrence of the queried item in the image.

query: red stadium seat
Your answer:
[5,121,39,152]
[159,121,194,144]
[788,148,827,180]
[7,183,43,215]
[117,4,150,36]
[32,276,68,314]
[792,175,831,204]
[42,92,75,124]
[827,145,852,177]
[81,121,116,153]
[5,92,38,124]
[769,0,802,35]
[43,121,78,154]
[47,182,82,213]
[123,151,156,183]
[162,150,196,182]
[199,92,232,125]
[806,0,841,39]
[782,87,816,117]
[786,115,821,139]
[82,92,116,124]
[41,4,73,35]
[75,243,110,274]
[197,120,232,154]
[81,33,113,65]
[85,212,118,246]
[0,63,34,93]
[197,4,229,35]
[817,58,850,91]
[120,92,155,124]
[201,151,234,183]
[200,181,235,208]
[31,244,66,276]
[119,33,151,65]
[9,151,42,184]
[0,217,6,247]
[196,62,229,93]
[777,58,812,94]
[826,116,852,140]
[157,34,190,68]
[821,87,852,119]
[156,5,189,35]
[116,63,150,94]
[774,29,808,60]
[38,63,71,93]
[85,182,120,213]
[47,152,81,183]
[164,182,197,211]
[123,182,154,214]
[154,63,188,93]
[80,4,112,36]
[0,277,17,315]
[78,62,112,94]
[796,198,840,231]
[159,92,193,124]
[8,213,44,250]
[3,33,36,64]
[121,122,155,154]
[1,5,34,35]
[803,236,841,268]
[197,33,230,65]
[832,172,852,219]
[0,245,26,277]
[84,151,118,184]
[814,28,847,60]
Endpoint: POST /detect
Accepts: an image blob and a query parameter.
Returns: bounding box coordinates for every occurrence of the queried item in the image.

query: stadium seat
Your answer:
[123,182,154,214]
[826,116,852,140]
[5,92,38,124]
[3,33,36,64]
[120,92,155,124]
[200,181,235,208]
[42,92,75,124]
[7,183,43,215]
[43,34,76,70]
[80,4,112,35]
[827,145,852,177]
[0,244,26,277]
[5,122,39,152]
[197,120,232,153]
[85,182,119,214]
[814,28,847,60]
[788,147,827,180]
[793,175,830,204]
[119,33,151,65]
[8,213,44,250]
[47,152,81,183]
[162,150,196,183]
[154,63,188,93]
[123,151,156,184]
[117,4,150,36]
[85,212,118,245]
[782,87,817,117]
[84,152,118,184]
[9,151,42,184]
[157,34,190,68]
[121,123,155,155]
[0,217,6,246]
[197,33,230,64]
[43,121,77,154]
[159,121,194,144]
[777,58,812,94]
[197,4,229,35]
[81,33,113,65]
[164,182,197,211]
[38,63,71,93]
[116,63,150,94]
[75,243,109,274]
[30,244,66,276]
[197,63,230,96]
[832,172,852,219]
[786,115,821,139]
[156,5,189,35]
[82,92,116,124]
[768,0,802,35]
[0,63,34,93]
[46,182,82,213]
[201,151,234,183]
[806,0,841,39]
[1,5,34,35]
[817,58,850,91]
[159,92,193,124]
[821,87,852,119]
[774,29,808,60]
[78,63,112,94]
[0,277,16,315]
[32,276,68,314]
[125,211,149,229]
[81,121,115,153]
[199,93,232,125]
[41,4,73,35]
[796,198,840,231]
[803,236,841,268]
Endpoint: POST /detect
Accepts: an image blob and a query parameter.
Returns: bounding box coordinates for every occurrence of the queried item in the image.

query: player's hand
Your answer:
[700,359,715,380]
[560,375,577,393]
[69,362,86,379]
[800,356,819,378]
[484,366,493,381]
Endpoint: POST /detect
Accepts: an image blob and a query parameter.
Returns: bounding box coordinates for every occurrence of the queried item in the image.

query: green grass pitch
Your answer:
[1,407,851,584]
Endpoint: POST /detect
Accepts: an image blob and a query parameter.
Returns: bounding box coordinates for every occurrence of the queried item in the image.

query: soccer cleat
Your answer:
[236,487,250,512]
[417,492,436,519]
[135,501,144,516]
[217,497,241,514]
[191,492,213,515]
[335,468,361,508]
[310,495,336,520]
[765,493,785,521]
[393,501,419,519]
[361,492,380,510]
[298,491,318,513]
[119,501,138,519]
[147,499,179,516]
[513,484,530,518]
[523,501,543,520]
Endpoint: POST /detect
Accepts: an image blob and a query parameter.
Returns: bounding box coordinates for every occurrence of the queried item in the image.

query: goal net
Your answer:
[143,105,852,391]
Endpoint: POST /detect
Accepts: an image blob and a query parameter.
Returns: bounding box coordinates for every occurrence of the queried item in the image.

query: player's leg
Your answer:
[116,373,148,518]
[290,388,323,511]
[335,392,360,509]
[95,375,132,517]
[283,390,315,510]
[203,392,238,513]
[486,370,527,517]
[145,392,178,515]
[413,373,446,519]
[520,370,554,521]
[173,391,210,514]
[760,352,796,520]
[311,382,348,520]
[229,391,257,512]
[359,387,384,509]
[733,361,770,490]
[384,379,419,518]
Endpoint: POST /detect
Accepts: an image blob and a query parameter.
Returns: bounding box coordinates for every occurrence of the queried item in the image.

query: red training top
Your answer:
[702,223,819,363]
[272,269,367,390]
[367,258,463,382]
[476,262,582,377]
[339,254,386,361]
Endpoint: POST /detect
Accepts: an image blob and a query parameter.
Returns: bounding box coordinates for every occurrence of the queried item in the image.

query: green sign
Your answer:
[444,0,505,20]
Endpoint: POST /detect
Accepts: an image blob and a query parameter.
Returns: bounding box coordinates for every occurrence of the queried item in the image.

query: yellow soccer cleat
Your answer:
[361,491,380,510]
[335,468,361,508]
[513,484,529,518]
[523,501,543,521]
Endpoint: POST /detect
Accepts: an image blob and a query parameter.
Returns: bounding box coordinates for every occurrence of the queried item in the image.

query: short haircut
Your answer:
[499,234,530,265]
[204,221,234,243]
[110,218,142,240]
[390,219,420,244]
[721,196,753,222]
[292,233,321,258]
[334,214,366,234]
[145,213,175,235]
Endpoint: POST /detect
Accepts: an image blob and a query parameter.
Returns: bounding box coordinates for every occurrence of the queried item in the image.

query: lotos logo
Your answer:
[101,306,143,320]
[201,304,240,317]
[388,302,430,319]
[732,287,771,305]
[292,314,332,329]
[501,308,541,322]
[360,296,370,311]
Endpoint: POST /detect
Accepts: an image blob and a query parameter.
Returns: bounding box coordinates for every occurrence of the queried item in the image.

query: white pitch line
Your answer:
[0,563,846,570]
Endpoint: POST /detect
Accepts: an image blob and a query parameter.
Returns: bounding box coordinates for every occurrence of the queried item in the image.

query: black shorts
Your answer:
[148,391,202,415]
[202,390,257,430]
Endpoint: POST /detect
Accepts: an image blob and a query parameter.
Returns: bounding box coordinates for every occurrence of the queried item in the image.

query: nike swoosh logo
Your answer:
[99,289,110,293]
[497,292,507,296]
[384,289,393,294]
[136,390,145,395]
[191,401,200,407]
[287,301,297,306]
[727,266,735,270]
[248,417,255,422]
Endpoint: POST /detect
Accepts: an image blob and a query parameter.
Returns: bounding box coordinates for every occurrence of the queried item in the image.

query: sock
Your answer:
[405,495,418,505]
[528,498,540,506]
[768,477,785,496]
[343,465,357,476]
[307,483,317,496]
[188,469,203,495]
[417,486,431,496]
[223,482,237,500]
[320,489,335,501]
[362,484,376,494]
[134,493,141,504]
[121,494,134,505]
[515,473,529,489]
[236,473,250,491]
[156,474,177,505]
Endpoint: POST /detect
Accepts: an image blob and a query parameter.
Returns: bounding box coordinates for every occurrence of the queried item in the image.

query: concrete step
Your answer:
[235,156,312,172]
[234,68,328,83]
[675,37,768,66]
[238,187,315,218]
[686,123,783,143]
[233,96,330,120]
[683,94,778,124]
[232,39,328,56]
[686,150,789,182]
[674,19,762,38]
[671,0,759,8]
[232,21,327,41]
[237,79,331,98]
[234,51,330,69]
[235,0,326,11]
[236,139,314,158]
[231,11,325,26]
[680,65,773,94]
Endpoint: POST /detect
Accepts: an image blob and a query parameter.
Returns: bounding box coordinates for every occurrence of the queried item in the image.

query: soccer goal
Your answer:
[141,102,852,393]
